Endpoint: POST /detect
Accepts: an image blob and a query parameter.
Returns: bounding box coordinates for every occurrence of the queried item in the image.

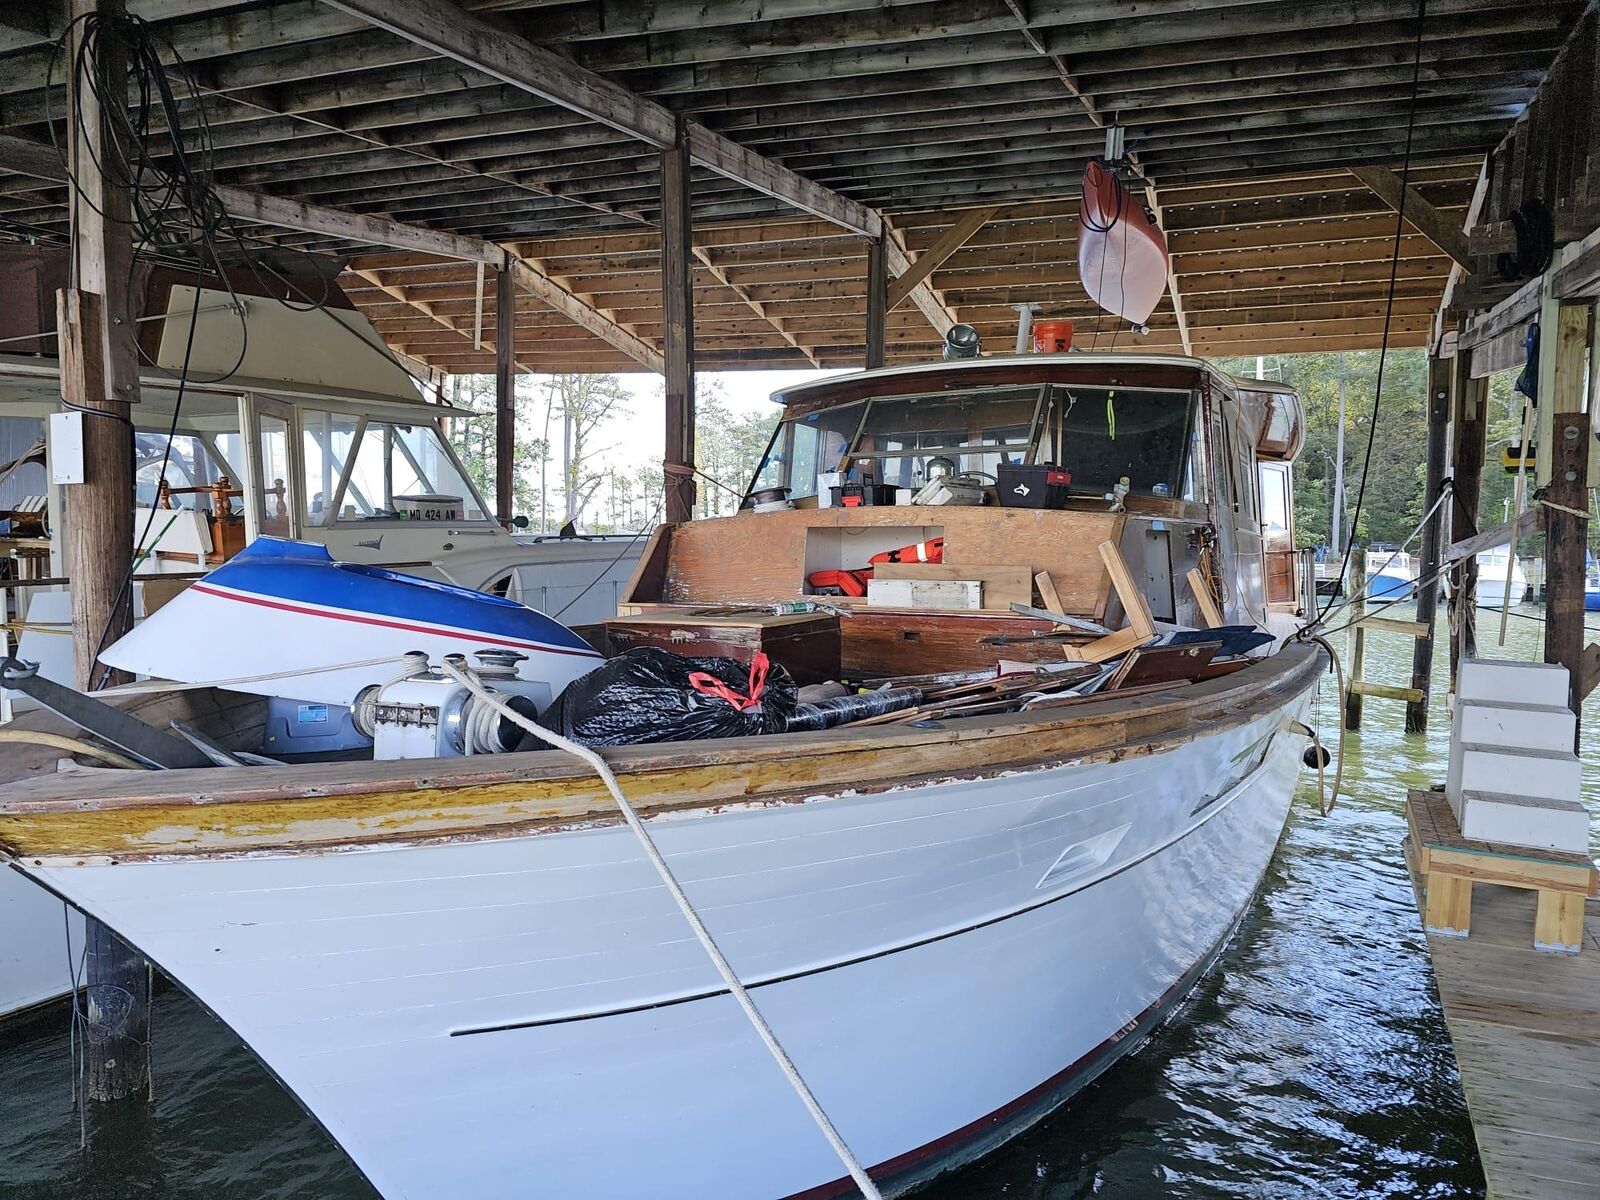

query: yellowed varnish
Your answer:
[0,647,1323,861]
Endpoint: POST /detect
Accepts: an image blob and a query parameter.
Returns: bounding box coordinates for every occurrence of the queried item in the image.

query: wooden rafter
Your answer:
[349,265,537,374]
[887,205,1001,312]
[505,250,665,373]
[1348,164,1474,270]
[0,129,665,371]
[318,0,882,239]
[692,245,820,367]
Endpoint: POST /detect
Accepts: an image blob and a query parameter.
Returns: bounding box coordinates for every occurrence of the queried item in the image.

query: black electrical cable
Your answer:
[1311,0,1429,627]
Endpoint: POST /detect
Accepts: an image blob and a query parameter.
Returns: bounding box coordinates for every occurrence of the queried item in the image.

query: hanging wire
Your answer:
[1309,0,1430,628]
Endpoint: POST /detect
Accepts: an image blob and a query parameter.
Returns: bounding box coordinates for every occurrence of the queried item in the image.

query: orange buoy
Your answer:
[1077,160,1170,325]
[1031,319,1074,353]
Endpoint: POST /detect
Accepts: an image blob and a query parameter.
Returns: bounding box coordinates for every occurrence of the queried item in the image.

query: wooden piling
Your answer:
[1344,549,1365,731]
[1406,356,1451,732]
[494,256,515,526]
[62,0,149,1103]
[660,120,695,524]
[865,233,887,369]
[1544,413,1591,742]
[1447,349,1487,697]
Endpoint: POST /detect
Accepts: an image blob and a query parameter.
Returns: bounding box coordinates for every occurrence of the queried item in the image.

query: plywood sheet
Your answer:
[660,507,1123,617]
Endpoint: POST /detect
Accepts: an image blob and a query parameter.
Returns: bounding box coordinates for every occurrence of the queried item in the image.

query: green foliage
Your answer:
[693,379,780,519]
[443,374,550,520]
[1217,350,1430,551]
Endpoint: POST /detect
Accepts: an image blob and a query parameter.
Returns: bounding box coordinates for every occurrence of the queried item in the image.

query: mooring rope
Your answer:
[436,658,884,1200]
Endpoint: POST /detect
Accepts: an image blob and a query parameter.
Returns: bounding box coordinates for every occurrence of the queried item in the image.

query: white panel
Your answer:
[156,286,422,403]
[1459,790,1591,854]
[1457,657,1570,708]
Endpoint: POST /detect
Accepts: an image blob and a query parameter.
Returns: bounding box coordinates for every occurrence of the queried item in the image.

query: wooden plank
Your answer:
[1348,164,1473,270]
[1364,616,1429,638]
[1035,570,1066,616]
[886,205,1000,310]
[1185,566,1224,628]
[1349,680,1424,703]
[873,563,1032,610]
[1061,626,1150,665]
[1098,539,1156,638]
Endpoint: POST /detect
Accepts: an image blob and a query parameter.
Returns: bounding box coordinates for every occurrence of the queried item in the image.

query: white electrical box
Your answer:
[47,411,86,485]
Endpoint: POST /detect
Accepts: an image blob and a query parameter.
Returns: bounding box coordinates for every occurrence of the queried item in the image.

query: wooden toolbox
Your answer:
[601,610,841,685]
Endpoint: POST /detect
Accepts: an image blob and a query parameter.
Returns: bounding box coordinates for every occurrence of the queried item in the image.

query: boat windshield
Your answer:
[301,411,490,525]
[750,383,1202,501]
[134,430,246,511]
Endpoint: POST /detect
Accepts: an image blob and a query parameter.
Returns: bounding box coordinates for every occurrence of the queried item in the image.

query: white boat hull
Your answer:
[11,691,1310,1198]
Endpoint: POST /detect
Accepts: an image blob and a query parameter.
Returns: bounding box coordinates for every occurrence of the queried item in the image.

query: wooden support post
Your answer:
[1448,352,1487,697]
[1406,357,1452,732]
[1345,549,1366,731]
[660,124,695,525]
[494,258,515,526]
[1545,412,1591,741]
[64,0,147,1105]
[865,233,887,370]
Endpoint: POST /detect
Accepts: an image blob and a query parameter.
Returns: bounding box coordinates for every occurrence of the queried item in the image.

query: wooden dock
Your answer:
[1406,812,1600,1199]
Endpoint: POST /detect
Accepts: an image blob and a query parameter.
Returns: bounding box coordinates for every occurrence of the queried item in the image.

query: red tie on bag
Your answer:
[688,652,770,712]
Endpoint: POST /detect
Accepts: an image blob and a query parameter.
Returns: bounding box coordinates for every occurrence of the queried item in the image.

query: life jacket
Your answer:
[869,537,945,566]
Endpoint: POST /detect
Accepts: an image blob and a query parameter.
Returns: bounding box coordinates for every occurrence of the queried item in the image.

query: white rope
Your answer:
[437,658,884,1199]
[1311,481,1452,629]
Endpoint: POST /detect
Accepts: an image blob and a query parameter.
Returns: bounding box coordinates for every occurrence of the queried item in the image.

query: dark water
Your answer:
[5,606,1597,1199]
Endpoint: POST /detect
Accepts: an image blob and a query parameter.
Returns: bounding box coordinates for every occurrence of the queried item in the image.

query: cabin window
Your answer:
[133,432,239,511]
[309,414,490,524]
[848,386,1045,486]
[1259,461,1291,532]
[1047,387,1195,499]
[751,402,865,500]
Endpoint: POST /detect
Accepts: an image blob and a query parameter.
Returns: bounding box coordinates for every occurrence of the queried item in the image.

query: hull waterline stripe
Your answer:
[187,583,601,659]
[451,730,1285,1038]
[782,892,1256,1200]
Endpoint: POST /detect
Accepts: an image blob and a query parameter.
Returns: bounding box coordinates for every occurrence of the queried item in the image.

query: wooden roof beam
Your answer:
[1347,164,1474,270]
[319,0,883,239]
[886,205,1001,313]
[0,129,666,372]
[881,218,957,338]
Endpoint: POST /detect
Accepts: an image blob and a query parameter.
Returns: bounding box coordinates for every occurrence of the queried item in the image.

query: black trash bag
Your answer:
[532,646,798,748]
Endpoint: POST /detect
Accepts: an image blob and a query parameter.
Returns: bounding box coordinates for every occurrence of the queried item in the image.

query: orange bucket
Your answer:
[1031,319,1074,354]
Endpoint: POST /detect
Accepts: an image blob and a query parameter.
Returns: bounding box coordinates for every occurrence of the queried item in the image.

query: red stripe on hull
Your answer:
[188,583,601,659]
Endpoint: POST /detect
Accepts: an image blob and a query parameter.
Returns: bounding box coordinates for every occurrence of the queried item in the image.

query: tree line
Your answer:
[443,373,778,533]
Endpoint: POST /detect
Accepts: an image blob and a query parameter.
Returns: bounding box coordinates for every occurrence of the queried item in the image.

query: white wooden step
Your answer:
[1454,743,1583,823]
[1447,700,1577,807]
[1457,657,1570,708]
[1459,789,1592,855]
